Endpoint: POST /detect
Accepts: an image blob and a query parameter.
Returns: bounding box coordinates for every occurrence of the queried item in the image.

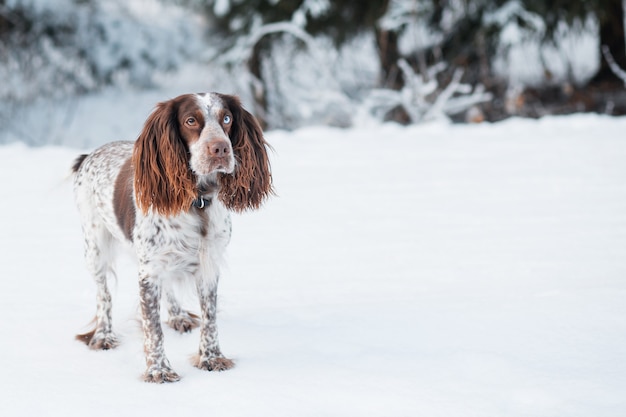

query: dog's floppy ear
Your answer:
[133,99,197,216]
[217,94,273,212]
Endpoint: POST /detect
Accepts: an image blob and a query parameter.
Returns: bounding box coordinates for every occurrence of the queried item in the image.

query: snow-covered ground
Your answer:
[1,104,625,416]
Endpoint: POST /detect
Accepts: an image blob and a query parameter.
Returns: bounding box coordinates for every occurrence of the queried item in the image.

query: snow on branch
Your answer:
[602,45,626,87]
[359,59,492,124]
[219,21,320,66]
[216,18,354,129]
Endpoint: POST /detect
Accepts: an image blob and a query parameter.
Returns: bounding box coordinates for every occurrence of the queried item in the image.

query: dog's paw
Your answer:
[89,333,119,350]
[192,355,235,372]
[167,312,200,333]
[76,329,120,350]
[143,366,181,383]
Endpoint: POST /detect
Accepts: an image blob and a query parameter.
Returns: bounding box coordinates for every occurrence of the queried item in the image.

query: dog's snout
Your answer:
[208,140,230,157]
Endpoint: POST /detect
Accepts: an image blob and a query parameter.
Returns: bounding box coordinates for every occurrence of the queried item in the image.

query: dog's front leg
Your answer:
[192,279,234,371]
[139,272,180,383]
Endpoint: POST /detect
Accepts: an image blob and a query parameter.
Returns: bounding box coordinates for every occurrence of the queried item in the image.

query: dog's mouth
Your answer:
[191,151,235,176]
[207,157,234,174]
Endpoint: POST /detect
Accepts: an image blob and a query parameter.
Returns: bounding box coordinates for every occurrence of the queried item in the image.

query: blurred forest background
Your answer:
[2,0,626,140]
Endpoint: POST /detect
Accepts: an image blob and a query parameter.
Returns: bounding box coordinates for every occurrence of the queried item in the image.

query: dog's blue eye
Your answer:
[223,114,231,124]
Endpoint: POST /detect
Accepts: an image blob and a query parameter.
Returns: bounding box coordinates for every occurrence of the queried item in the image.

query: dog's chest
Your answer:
[135,202,232,273]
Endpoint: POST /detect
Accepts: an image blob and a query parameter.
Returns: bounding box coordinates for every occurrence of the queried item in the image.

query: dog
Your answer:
[71,93,272,382]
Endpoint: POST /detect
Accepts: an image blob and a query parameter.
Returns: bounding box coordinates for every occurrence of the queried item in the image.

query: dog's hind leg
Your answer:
[165,289,200,333]
[76,223,120,350]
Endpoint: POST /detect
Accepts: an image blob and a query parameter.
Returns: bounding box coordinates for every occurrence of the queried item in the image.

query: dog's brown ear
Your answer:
[217,94,274,212]
[133,99,197,216]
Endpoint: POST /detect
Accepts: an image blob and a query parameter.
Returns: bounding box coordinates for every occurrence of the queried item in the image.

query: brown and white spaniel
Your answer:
[71,93,272,383]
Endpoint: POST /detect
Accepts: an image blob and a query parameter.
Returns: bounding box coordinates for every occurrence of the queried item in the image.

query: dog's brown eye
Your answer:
[185,117,196,126]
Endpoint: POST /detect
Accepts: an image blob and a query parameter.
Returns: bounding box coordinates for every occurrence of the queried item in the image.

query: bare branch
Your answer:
[602,45,626,87]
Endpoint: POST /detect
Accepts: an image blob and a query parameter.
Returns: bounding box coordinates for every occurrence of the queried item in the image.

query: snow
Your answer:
[0,0,203,104]
[213,0,231,17]
[1,0,604,134]
[1,100,626,415]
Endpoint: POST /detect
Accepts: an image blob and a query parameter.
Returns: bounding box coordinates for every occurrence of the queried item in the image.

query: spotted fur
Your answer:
[72,93,272,383]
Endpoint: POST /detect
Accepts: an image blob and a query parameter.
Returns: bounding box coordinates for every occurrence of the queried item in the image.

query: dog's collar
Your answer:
[192,197,212,209]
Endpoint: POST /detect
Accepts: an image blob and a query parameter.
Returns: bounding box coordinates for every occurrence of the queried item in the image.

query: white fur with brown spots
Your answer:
[72,93,272,383]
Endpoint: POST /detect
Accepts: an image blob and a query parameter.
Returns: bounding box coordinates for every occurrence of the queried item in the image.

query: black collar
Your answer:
[192,196,212,209]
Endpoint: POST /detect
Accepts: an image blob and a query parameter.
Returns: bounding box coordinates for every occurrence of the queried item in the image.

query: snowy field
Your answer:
[1,105,625,416]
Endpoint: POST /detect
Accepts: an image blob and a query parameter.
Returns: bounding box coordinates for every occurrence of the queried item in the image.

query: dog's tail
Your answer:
[71,154,89,174]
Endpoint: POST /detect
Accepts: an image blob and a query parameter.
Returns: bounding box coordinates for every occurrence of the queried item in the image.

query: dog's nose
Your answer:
[209,140,230,157]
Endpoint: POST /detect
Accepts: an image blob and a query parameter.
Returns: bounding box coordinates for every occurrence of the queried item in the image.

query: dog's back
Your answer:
[72,141,134,245]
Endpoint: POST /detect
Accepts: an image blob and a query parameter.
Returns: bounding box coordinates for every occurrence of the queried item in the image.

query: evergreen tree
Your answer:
[422,0,626,87]
[201,0,386,44]
[186,0,388,123]
[424,0,506,86]
[521,0,626,85]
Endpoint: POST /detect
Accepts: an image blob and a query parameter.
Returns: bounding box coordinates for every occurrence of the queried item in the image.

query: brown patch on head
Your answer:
[132,95,199,216]
[113,157,136,241]
[176,96,206,146]
[215,94,274,212]
[217,107,233,136]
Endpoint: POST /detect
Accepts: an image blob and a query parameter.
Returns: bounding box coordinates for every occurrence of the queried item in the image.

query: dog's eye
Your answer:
[223,114,231,125]
[185,117,196,126]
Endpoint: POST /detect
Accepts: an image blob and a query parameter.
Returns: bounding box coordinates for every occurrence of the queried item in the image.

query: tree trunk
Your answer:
[375,27,403,90]
[247,40,268,129]
[589,0,626,86]
[375,27,411,123]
